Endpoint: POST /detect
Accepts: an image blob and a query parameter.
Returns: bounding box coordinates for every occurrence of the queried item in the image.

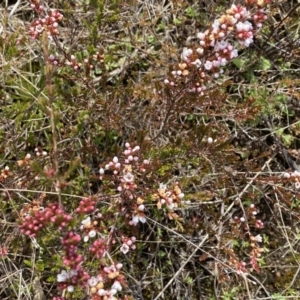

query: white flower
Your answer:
[138,204,145,211]
[81,216,91,227]
[123,172,134,183]
[67,285,74,293]
[109,288,117,296]
[167,202,175,209]
[35,24,44,33]
[292,171,300,177]
[196,47,204,55]
[88,276,99,287]
[191,59,202,67]
[120,244,130,254]
[57,270,69,282]
[212,19,220,31]
[243,37,254,47]
[215,40,228,51]
[131,215,146,225]
[207,137,213,144]
[197,32,206,40]
[139,215,146,223]
[204,61,213,70]
[252,234,263,243]
[69,269,78,277]
[181,47,193,61]
[178,193,185,199]
[219,58,227,66]
[159,183,167,191]
[236,21,253,32]
[111,280,122,291]
[98,289,106,296]
[89,230,96,238]
[132,146,140,152]
[230,49,238,58]
[131,215,139,225]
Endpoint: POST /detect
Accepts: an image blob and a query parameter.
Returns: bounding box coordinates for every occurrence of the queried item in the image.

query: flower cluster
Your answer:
[35,147,48,157]
[236,261,247,274]
[129,197,147,226]
[99,143,150,225]
[0,246,8,257]
[80,216,98,242]
[232,203,264,273]
[57,268,90,293]
[88,263,127,299]
[0,166,12,182]
[233,203,264,229]
[76,196,96,214]
[164,2,271,94]
[120,236,136,254]
[28,0,63,40]
[99,143,149,177]
[29,0,44,14]
[57,232,91,293]
[245,0,272,6]
[89,238,108,258]
[283,170,300,189]
[152,182,184,210]
[19,202,72,237]
[249,230,264,272]
[65,55,82,71]
[17,153,32,167]
[48,51,105,75]
[61,232,83,268]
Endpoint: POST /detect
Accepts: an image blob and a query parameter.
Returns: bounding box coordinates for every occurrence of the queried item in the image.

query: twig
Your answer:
[152,234,209,300]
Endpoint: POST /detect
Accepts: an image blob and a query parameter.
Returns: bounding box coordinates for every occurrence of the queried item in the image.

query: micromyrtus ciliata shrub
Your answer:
[165,0,272,95]
[5,0,280,299]
[18,142,185,299]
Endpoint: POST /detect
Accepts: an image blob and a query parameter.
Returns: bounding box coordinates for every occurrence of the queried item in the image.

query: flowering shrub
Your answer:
[16,142,187,299]
[3,0,300,299]
[28,0,63,39]
[164,2,270,94]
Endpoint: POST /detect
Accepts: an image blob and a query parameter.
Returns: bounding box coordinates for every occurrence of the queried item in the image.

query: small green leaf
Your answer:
[173,17,181,25]
[158,250,166,258]
[185,6,198,18]
[232,58,245,69]
[24,259,33,267]
[258,57,271,70]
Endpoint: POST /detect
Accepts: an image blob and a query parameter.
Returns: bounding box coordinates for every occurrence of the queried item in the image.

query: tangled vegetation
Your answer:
[1,0,300,299]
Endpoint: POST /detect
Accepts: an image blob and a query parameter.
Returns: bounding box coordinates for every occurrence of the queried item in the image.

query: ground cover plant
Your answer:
[1,0,300,299]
